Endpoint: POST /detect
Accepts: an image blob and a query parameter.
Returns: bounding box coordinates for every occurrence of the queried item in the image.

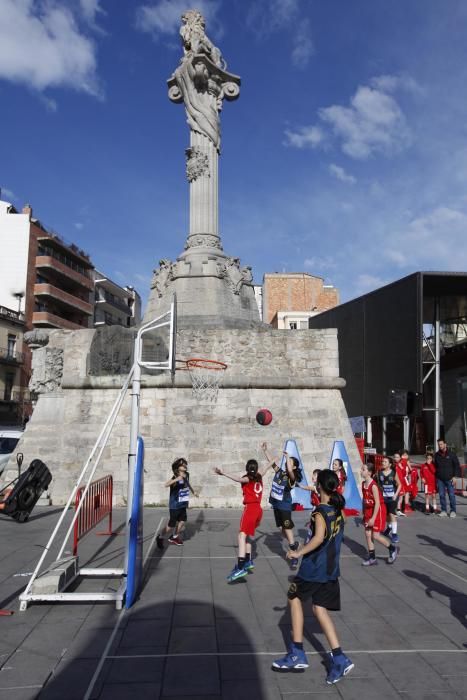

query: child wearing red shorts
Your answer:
[420,453,439,513]
[215,455,272,583]
[361,463,399,566]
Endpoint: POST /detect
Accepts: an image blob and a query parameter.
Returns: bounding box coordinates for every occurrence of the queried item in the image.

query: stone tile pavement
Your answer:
[0,498,466,699]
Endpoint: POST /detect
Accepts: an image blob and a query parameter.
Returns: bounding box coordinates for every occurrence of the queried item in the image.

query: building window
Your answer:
[4,373,14,401]
[7,334,16,357]
[289,322,298,330]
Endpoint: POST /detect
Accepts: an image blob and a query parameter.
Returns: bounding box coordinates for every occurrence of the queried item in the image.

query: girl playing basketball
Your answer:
[420,453,438,514]
[298,468,321,511]
[215,455,271,583]
[361,463,399,565]
[156,458,198,548]
[332,458,347,496]
[377,456,401,543]
[272,469,354,685]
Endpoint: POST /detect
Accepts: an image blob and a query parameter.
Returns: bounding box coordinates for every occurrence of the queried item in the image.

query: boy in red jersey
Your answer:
[420,453,439,513]
[215,453,273,583]
[361,463,399,566]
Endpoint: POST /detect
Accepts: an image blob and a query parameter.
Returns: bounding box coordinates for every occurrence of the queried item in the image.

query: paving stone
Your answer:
[162,656,220,695]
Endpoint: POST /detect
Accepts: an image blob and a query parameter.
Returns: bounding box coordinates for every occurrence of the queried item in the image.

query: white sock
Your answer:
[391,522,397,534]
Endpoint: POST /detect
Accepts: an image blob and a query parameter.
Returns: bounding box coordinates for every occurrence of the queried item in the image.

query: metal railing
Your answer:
[0,347,25,364]
[73,475,114,556]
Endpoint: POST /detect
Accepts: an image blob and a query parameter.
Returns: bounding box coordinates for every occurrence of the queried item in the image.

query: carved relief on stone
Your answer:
[29,347,64,394]
[150,258,175,297]
[24,329,50,349]
[185,146,210,182]
[217,257,252,295]
[185,234,222,250]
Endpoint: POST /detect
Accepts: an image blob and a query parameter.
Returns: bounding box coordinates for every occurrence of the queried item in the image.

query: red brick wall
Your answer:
[263,274,339,325]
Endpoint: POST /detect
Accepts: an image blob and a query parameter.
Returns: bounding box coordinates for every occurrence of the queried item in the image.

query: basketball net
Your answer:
[186,359,227,402]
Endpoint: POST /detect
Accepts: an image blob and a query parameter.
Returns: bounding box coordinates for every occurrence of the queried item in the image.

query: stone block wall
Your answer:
[3,325,362,506]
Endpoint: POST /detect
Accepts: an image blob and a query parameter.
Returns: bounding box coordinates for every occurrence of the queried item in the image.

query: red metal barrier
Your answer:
[355,437,365,463]
[73,475,113,556]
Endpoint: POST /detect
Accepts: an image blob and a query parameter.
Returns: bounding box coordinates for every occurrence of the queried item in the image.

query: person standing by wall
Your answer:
[434,439,460,518]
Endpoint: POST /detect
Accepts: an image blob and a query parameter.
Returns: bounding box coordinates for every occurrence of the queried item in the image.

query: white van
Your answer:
[0,429,23,477]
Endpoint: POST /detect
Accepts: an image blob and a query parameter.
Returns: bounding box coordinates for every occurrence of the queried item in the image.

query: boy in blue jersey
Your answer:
[272,469,354,685]
[156,458,198,547]
[262,442,302,570]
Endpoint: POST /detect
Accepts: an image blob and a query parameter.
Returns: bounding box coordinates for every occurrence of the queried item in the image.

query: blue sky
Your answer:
[1,0,467,307]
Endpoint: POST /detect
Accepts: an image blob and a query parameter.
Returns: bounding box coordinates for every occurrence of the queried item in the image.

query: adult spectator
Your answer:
[434,439,460,518]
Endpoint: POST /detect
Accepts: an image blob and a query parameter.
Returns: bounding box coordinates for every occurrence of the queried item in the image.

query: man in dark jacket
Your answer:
[434,439,460,518]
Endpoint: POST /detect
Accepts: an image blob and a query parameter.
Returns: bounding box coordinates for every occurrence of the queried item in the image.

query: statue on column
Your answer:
[168,10,240,152]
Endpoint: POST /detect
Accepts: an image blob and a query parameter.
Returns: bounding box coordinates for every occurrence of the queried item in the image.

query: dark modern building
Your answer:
[309,272,467,459]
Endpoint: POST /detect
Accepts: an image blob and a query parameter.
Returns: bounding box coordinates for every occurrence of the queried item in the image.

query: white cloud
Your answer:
[0,0,100,96]
[370,74,423,96]
[384,206,467,270]
[328,164,356,184]
[304,256,337,271]
[356,274,388,294]
[284,125,325,148]
[136,0,221,36]
[286,75,414,159]
[74,222,84,230]
[246,0,300,36]
[79,0,103,23]
[291,18,314,68]
[320,85,411,159]
[1,187,17,202]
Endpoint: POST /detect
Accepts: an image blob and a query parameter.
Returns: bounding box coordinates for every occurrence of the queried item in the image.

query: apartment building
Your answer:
[93,271,141,328]
[0,201,94,331]
[262,272,339,328]
[0,304,29,425]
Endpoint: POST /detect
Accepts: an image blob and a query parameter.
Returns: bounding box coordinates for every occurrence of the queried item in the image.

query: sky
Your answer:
[1,0,467,308]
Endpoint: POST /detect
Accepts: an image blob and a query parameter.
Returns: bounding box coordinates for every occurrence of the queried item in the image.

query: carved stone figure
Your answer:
[151,259,175,297]
[169,10,240,151]
[186,146,210,182]
[24,329,50,349]
[180,10,225,69]
[28,347,64,394]
[217,257,252,295]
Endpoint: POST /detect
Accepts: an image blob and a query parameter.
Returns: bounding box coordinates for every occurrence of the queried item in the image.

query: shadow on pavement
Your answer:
[404,569,467,630]
[38,598,269,700]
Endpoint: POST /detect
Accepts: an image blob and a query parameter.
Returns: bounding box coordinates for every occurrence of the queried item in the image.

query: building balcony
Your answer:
[36,256,94,291]
[32,311,84,330]
[34,283,93,316]
[0,348,24,365]
[95,296,131,316]
[0,306,25,327]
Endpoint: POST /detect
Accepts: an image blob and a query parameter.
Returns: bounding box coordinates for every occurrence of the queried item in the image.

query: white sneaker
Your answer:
[438,511,448,517]
[449,511,457,518]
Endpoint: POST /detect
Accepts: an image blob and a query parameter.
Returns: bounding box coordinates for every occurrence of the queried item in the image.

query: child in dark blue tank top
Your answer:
[156,458,198,548]
[272,470,354,685]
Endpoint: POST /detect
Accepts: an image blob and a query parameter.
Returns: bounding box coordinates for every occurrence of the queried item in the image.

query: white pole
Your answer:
[434,299,441,445]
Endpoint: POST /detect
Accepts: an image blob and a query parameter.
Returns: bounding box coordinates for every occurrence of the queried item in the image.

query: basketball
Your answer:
[256,409,272,426]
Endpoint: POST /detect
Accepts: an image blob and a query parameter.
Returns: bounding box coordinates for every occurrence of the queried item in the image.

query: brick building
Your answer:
[262,273,339,328]
[0,304,28,425]
[0,198,141,422]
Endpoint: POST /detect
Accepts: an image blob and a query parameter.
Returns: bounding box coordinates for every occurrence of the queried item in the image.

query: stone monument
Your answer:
[145,9,259,328]
[3,11,361,506]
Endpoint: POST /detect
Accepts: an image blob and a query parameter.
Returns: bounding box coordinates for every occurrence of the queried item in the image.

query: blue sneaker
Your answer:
[326,652,354,684]
[243,559,254,573]
[391,533,400,544]
[272,644,309,671]
[290,555,300,570]
[227,566,248,583]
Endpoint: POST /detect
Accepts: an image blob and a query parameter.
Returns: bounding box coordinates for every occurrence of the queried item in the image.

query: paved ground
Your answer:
[0,497,466,700]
